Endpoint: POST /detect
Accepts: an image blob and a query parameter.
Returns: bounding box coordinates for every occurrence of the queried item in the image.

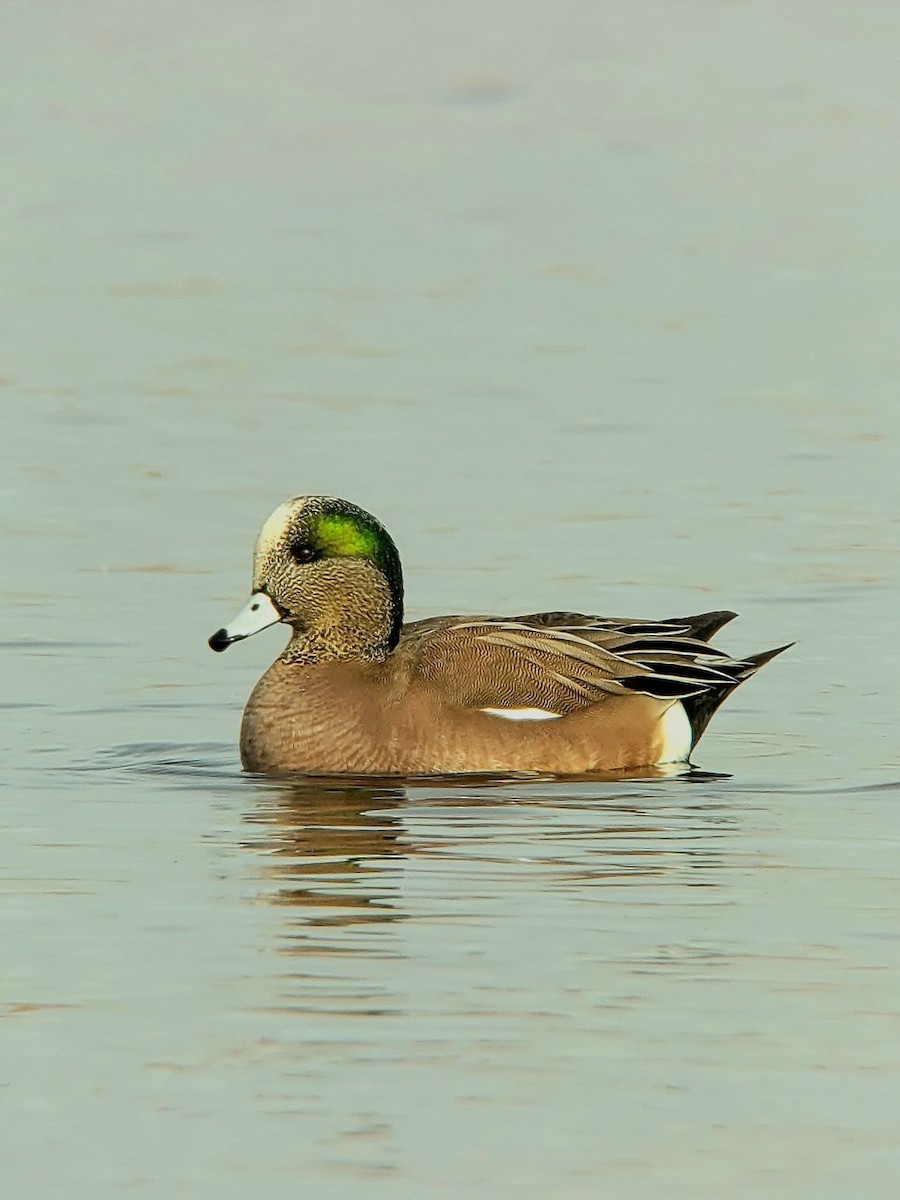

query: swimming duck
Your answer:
[208,495,788,775]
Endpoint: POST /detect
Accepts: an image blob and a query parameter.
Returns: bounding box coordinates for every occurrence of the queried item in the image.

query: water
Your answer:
[3,3,900,1196]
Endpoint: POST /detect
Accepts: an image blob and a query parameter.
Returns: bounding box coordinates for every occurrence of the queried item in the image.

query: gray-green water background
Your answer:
[3,3,899,1197]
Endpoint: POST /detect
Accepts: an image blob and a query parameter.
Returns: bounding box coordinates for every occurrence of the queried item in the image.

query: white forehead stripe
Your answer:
[254,501,299,560]
[479,707,562,721]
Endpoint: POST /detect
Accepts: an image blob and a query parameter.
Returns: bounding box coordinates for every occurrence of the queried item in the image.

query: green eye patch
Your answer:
[315,514,383,560]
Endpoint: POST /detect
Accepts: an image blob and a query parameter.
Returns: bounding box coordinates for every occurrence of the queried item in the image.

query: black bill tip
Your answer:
[208,628,236,652]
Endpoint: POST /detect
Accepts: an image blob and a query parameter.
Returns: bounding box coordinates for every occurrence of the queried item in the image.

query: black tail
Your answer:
[666,610,738,642]
[682,642,794,748]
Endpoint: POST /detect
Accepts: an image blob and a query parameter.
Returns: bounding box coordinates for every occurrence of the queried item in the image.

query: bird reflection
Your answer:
[242,779,411,942]
[241,766,734,949]
[235,770,740,1028]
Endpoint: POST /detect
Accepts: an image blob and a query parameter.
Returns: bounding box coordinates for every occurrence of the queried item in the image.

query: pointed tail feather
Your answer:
[735,642,795,676]
[681,642,794,748]
[665,610,738,642]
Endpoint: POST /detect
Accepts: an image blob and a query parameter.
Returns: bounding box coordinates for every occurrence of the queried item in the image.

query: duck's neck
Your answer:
[280,627,390,666]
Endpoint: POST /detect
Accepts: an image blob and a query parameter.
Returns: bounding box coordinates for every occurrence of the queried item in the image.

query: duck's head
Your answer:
[208,496,404,661]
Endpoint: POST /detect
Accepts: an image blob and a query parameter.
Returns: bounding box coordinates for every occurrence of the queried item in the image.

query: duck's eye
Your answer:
[290,541,318,564]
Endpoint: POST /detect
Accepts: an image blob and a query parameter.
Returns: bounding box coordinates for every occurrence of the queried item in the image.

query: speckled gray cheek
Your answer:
[278,559,396,665]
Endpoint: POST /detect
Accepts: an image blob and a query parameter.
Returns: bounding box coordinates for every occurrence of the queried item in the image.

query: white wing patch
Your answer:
[479,707,563,721]
[658,701,693,763]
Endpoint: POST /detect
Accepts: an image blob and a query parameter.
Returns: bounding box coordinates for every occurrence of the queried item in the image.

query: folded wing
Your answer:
[405,610,751,715]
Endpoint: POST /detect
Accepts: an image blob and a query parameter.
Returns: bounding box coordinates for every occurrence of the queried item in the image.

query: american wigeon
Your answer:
[208,496,788,775]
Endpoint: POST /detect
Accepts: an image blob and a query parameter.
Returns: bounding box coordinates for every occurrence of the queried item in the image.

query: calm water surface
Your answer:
[3,4,900,1197]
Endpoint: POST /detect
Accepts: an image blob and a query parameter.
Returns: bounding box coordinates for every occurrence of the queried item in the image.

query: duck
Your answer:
[208,495,789,776]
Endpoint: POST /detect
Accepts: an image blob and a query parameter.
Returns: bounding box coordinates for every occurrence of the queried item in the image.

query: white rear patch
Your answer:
[658,701,693,763]
[480,707,562,721]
